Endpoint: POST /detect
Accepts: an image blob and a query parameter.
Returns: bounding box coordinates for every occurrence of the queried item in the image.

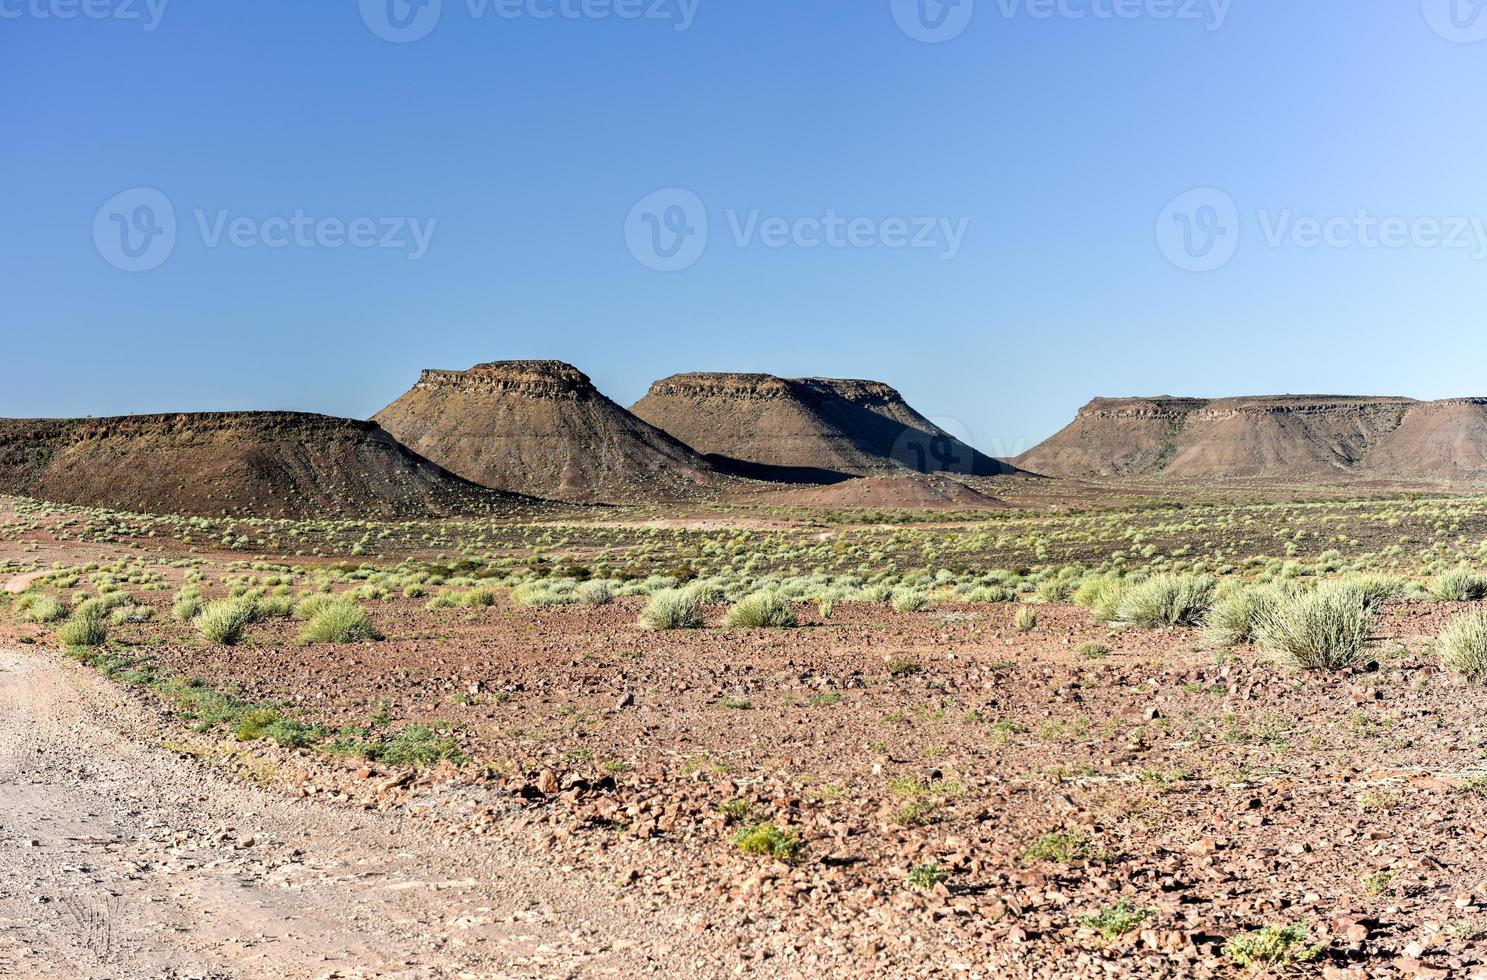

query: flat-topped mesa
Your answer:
[1016,393,1487,481]
[0,411,518,519]
[632,371,1017,483]
[412,360,598,399]
[375,360,726,503]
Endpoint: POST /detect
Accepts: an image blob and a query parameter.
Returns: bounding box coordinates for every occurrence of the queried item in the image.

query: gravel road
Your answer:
[0,644,694,979]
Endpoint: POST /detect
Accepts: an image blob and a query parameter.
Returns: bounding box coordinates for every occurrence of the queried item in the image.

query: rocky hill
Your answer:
[631,372,1016,482]
[374,361,726,502]
[0,412,521,519]
[1013,395,1487,481]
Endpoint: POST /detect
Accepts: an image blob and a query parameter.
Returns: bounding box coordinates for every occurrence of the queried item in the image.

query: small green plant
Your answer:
[639,589,703,630]
[887,658,922,678]
[734,823,804,863]
[297,602,381,644]
[576,580,613,605]
[1362,868,1399,897]
[891,588,930,612]
[1077,642,1110,659]
[1015,607,1038,632]
[1223,923,1321,968]
[906,863,947,891]
[1024,830,1095,865]
[1078,901,1151,941]
[172,593,204,621]
[725,591,797,628]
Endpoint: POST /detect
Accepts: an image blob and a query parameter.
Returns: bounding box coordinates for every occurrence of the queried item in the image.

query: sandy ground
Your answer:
[0,642,697,980]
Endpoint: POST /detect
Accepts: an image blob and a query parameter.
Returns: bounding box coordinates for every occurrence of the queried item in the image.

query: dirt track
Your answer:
[0,644,694,980]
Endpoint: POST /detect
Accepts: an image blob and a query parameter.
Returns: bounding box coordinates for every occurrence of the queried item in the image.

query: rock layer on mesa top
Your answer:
[1013,394,1487,481]
[374,360,726,502]
[630,372,1017,483]
[0,412,521,519]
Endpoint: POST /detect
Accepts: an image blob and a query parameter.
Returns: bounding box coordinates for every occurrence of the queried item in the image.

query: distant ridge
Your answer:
[1015,394,1487,481]
[631,372,1018,483]
[0,412,522,519]
[374,360,727,502]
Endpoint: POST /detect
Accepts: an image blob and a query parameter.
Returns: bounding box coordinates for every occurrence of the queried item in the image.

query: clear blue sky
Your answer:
[5,0,1487,454]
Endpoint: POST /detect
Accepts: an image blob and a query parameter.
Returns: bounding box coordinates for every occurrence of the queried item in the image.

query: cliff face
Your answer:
[1013,395,1487,482]
[0,412,516,519]
[630,372,1017,483]
[374,361,725,502]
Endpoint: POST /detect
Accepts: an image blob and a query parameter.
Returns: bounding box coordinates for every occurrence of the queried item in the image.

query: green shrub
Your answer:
[109,604,152,625]
[1073,576,1129,622]
[726,590,797,628]
[906,863,947,891]
[1115,574,1216,628]
[1205,584,1286,646]
[298,602,381,644]
[576,580,613,605]
[1014,607,1038,632]
[639,589,704,630]
[734,823,804,863]
[890,588,930,612]
[1429,568,1487,602]
[1255,582,1374,671]
[1439,609,1487,681]
[57,608,108,647]
[197,600,256,645]
[253,595,296,620]
[172,593,204,621]
[23,595,68,624]
[1025,830,1095,864]
[294,593,342,620]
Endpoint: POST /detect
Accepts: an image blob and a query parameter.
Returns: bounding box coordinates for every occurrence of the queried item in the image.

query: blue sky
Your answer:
[5,0,1487,453]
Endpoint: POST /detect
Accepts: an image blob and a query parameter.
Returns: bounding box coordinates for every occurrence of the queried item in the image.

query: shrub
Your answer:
[253,595,296,620]
[1014,607,1038,632]
[172,593,204,621]
[298,602,381,644]
[197,600,255,645]
[1344,574,1406,609]
[57,608,108,648]
[1073,576,1129,622]
[1254,582,1374,671]
[1024,830,1095,864]
[1115,574,1216,628]
[1204,584,1286,646]
[1223,924,1320,968]
[512,580,578,607]
[725,590,797,628]
[1439,609,1487,681]
[109,605,152,625]
[890,588,930,612]
[459,588,498,608]
[23,595,68,624]
[1429,568,1487,602]
[734,823,804,863]
[1077,642,1110,659]
[294,593,342,620]
[639,589,703,630]
[576,580,613,605]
